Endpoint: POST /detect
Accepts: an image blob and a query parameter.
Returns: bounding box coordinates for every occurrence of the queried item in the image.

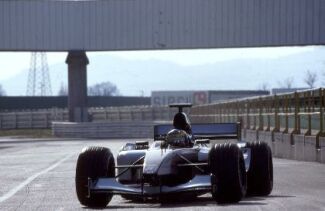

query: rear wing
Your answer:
[154,122,241,141]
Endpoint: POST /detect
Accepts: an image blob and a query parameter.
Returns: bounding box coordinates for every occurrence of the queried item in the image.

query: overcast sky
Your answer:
[0,45,324,96]
[0,46,317,81]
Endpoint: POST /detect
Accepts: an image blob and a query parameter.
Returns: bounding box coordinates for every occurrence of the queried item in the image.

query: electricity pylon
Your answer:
[26,52,52,96]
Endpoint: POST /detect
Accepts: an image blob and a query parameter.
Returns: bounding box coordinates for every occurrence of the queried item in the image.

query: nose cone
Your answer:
[143,149,172,174]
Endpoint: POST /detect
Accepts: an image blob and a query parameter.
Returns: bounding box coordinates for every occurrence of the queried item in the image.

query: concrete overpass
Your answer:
[1,0,325,121]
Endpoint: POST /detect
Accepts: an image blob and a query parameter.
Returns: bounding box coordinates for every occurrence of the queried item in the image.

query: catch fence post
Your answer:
[220,104,223,123]
[294,92,300,134]
[312,90,315,113]
[246,100,249,129]
[283,95,289,133]
[274,95,279,132]
[258,97,263,131]
[306,91,312,136]
[222,103,225,123]
[236,101,240,123]
[218,104,222,123]
[212,105,215,123]
[316,88,324,149]
[253,101,257,130]
[266,97,271,131]
[321,88,325,136]
[227,103,230,122]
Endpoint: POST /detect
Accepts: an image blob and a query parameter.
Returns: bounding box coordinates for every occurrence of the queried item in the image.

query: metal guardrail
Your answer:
[0,110,67,129]
[2,88,323,142]
[88,106,176,122]
[190,88,325,147]
[0,106,174,130]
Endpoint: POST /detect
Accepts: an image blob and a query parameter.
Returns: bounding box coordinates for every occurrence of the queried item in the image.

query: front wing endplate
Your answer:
[90,175,211,196]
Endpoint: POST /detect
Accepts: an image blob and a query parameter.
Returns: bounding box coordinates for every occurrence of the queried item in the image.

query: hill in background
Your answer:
[1,47,325,96]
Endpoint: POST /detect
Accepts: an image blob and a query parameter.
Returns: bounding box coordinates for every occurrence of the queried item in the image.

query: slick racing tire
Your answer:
[246,141,273,196]
[76,146,115,208]
[209,143,247,203]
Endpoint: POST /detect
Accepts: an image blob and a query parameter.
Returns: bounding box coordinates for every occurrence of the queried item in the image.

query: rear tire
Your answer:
[209,143,247,203]
[246,141,273,196]
[75,146,115,208]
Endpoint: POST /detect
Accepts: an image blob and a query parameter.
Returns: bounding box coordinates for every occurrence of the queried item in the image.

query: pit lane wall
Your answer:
[0,106,174,130]
[190,88,325,164]
[52,121,159,139]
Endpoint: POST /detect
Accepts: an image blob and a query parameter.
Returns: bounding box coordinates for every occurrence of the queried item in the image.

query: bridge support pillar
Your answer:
[66,51,89,122]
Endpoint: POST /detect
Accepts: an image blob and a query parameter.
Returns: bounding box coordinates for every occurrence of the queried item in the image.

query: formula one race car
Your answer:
[75,104,273,208]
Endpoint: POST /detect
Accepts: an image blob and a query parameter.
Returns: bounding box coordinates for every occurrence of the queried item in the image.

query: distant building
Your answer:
[151,91,209,106]
[271,88,309,95]
[151,90,269,106]
[209,90,269,103]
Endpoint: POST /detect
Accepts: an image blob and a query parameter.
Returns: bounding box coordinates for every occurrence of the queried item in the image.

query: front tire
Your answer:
[246,141,273,196]
[75,146,115,208]
[209,143,247,203]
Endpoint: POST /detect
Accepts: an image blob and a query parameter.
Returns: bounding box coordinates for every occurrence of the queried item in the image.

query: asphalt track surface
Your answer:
[0,138,324,211]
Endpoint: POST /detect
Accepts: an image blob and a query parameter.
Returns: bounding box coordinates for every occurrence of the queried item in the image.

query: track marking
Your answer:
[0,154,73,203]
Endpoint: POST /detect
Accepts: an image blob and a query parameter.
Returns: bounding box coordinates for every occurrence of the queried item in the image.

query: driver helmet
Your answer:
[173,112,192,134]
[165,129,191,148]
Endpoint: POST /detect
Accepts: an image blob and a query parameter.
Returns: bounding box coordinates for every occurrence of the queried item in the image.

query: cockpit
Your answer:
[165,129,192,148]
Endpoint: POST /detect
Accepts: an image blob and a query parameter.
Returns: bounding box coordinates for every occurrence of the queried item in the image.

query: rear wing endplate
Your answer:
[154,122,241,141]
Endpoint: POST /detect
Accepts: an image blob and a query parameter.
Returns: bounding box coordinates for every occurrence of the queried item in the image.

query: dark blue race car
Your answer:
[75,104,273,208]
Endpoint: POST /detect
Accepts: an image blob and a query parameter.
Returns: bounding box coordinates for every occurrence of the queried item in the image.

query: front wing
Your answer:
[89,175,211,197]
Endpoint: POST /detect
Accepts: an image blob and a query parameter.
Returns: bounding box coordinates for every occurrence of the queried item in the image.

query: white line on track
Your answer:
[0,154,73,203]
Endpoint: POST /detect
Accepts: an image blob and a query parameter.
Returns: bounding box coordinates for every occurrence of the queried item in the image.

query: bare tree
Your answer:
[0,84,6,96]
[304,70,317,88]
[285,77,294,89]
[278,77,294,89]
[57,83,68,96]
[258,82,269,91]
[88,81,120,96]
